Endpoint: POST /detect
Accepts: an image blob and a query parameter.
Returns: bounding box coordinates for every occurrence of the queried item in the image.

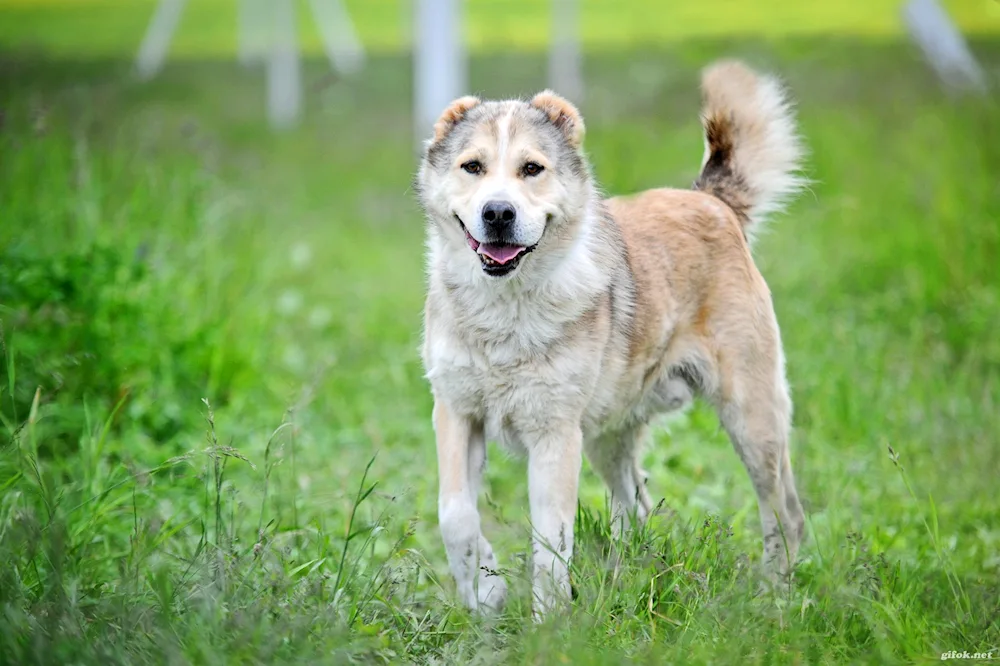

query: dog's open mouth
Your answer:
[455,215,534,276]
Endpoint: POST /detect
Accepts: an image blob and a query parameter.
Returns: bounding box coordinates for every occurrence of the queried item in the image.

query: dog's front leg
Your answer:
[434,400,506,612]
[528,423,583,619]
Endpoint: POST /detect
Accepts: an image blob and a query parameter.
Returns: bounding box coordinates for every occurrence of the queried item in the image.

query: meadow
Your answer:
[1,1,999,663]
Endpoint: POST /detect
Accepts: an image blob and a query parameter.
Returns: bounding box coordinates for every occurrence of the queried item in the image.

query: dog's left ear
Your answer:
[432,96,481,144]
[530,90,585,148]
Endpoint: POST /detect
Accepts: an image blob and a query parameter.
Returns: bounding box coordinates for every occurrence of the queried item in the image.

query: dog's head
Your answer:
[416,92,593,280]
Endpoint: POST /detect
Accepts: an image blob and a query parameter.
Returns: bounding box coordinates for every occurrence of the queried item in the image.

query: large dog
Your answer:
[415,60,807,617]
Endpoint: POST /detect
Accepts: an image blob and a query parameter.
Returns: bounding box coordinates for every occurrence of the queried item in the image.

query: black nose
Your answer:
[481,200,517,229]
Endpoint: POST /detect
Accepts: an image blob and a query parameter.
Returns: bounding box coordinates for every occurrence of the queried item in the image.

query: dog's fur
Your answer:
[415,60,807,617]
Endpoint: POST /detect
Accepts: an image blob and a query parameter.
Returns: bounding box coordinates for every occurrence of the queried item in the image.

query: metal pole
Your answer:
[268,0,302,129]
[135,0,187,80]
[308,0,366,75]
[414,0,466,144]
[548,0,583,102]
[903,0,987,94]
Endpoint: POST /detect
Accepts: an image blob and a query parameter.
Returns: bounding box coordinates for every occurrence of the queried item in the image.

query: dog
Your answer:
[415,60,807,617]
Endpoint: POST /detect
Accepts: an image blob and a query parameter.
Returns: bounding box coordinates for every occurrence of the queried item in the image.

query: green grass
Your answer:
[2,0,1000,58]
[1,3,1000,663]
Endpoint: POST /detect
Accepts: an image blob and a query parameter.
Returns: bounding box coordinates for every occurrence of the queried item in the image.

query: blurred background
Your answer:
[1,1,998,662]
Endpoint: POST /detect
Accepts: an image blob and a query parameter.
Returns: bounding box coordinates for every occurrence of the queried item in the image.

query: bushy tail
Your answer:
[694,60,806,239]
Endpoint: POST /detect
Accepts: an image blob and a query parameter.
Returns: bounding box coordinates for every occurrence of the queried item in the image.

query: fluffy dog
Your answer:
[415,60,807,617]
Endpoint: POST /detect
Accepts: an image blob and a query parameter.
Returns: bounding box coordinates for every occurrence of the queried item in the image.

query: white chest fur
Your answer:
[423,221,614,450]
[424,286,605,451]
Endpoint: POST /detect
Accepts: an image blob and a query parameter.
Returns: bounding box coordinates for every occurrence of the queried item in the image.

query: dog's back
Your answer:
[605,59,807,409]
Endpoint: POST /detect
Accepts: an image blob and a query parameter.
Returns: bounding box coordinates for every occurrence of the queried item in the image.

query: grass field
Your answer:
[1,2,999,664]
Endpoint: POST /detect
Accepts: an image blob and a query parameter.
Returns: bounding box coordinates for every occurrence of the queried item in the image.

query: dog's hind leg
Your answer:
[585,425,653,538]
[714,348,805,584]
[434,401,507,612]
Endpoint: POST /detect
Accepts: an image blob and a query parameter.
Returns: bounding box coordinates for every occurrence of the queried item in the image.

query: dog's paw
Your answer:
[755,566,796,598]
[476,569,508,613]
[455,569,507,613]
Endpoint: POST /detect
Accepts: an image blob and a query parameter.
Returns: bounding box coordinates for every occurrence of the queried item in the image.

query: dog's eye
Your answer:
[461,160,483,175]
[522,162,544,177]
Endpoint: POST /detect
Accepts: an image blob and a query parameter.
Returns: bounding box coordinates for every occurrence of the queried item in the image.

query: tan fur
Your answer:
[696,60,806,236]
[530,90,586,147]
[432,95,481,143]
[417,60,806,618]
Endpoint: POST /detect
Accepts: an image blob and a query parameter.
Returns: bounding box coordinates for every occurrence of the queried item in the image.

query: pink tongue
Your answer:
[478,243,526,264]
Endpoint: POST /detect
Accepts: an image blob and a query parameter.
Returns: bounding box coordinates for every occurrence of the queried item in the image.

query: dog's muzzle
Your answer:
[455,214,535,277]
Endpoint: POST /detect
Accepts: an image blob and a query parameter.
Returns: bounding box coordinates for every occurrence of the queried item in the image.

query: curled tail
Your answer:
[694,60,806,239]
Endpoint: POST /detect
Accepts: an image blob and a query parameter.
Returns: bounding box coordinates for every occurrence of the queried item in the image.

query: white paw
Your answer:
[531,575,571,621]
[456,568,507,613]
[610,502,649,540]
[476,568,507,613]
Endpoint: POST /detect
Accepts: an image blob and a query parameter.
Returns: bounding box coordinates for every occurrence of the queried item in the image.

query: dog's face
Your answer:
[417,92,591,279]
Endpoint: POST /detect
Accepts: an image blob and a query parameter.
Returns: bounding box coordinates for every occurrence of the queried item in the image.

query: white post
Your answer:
[548,0,583,103]
[135,0,187,80]
[308,0,366,75]
[267,0,302,129]
[238,0,268,66]
[414,0,466,144]
[903,0,987,94]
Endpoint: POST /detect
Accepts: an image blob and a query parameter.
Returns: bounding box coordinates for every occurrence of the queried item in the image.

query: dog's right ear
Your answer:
[431,96,481,144]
